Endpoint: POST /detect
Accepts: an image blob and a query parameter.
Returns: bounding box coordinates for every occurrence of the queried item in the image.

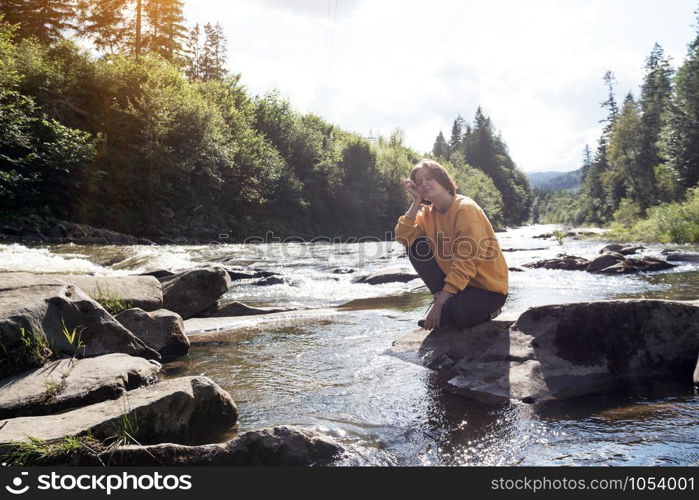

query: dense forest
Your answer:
[0,0,533,242]
[532,13,699,242]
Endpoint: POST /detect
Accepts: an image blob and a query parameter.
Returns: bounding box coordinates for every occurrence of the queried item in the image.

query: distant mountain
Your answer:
[527,168,583,191]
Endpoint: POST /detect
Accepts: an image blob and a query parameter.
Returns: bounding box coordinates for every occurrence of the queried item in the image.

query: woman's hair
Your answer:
[409,159,457,203]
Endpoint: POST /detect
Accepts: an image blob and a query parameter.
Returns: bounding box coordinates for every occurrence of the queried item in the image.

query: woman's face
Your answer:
[414,167,447,201]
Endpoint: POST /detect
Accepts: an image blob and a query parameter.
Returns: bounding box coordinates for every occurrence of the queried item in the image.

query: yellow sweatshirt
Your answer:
[394,195,509,295]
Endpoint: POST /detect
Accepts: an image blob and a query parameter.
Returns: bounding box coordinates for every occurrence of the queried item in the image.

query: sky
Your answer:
[183,0,698,173]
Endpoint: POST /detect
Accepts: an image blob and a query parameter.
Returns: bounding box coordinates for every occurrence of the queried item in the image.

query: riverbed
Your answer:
[1,224,698,465]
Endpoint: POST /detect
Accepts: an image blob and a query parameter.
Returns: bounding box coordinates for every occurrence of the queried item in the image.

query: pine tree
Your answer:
[0,0,25,26]
[637,43,673,207]
[183,23,201,80]
[448,114,464,158]
[606,93,646,209]
[432,131,448,159]
[580,71,620,222]
[666,11,699,190]
[143,0,186,61]
[76,0,129,53]
[6,0,76,44]
[200,22,227,81]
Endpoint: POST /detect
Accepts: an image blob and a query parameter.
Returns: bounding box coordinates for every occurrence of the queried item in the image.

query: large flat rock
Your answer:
[391,299,699,403]
[74,426,343,466]
[0,354,161,418]
[0,281,160,377]
[0,273,162,312]
[0,376,237,453]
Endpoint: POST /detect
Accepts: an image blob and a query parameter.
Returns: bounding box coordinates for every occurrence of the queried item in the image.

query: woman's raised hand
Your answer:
[402,179,423,204]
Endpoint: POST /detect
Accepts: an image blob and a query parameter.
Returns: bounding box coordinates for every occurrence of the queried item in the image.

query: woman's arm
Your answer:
[394,180,426,247]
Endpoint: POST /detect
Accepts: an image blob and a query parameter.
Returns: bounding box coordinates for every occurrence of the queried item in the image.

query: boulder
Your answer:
[0,279,160,377]
[194,301,294,318]
[115,308,189,360]
[0,376,238,453]
[0,272,162,312]
[585,252,626,273]
[599,244,644,255]
[73,426,343,466]
[392,299,699,403]
[508,267,524,272]
[353,267,419,285]
[225,269,280,281]
[626,256,675,272]
[252,276,286,286]
[522,255,590,271]
[0,354,160,418]
[160,267,232,319]
[138,270,176,281]
[662,252,699,263]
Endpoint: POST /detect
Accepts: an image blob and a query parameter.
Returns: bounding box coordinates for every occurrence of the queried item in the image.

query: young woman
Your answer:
[394,159,509,330]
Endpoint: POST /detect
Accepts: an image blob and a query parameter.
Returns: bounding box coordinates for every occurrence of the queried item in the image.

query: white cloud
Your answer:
[184,0,698,172]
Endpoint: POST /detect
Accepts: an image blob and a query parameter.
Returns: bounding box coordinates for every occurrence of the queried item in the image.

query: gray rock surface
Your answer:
[0,354,160,418]
[194,301,293,318]
[599,244,644,255]
[160,267,232,319]
[0,272,162,311]
[115,308,189,360]
[391,299,699,403]
[0,279,160,377]
[522,255,590,270]
[353,267,419,285]
[0,376,238,453]
[74,426,343,466]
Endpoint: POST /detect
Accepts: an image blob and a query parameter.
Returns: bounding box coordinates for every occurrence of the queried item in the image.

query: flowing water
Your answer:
[1,224,698,466]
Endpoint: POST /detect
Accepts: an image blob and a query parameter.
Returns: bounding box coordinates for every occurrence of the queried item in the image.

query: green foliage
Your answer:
[1,435,82,466]
[0,326,52,378]
[606,187,699,243]
[93,285,131,316]
[611,198,642,228]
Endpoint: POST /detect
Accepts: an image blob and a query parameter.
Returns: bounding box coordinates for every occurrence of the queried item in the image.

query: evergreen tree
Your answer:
[76,0,129,53]
[432,130,448,159]
[637,43,673,207]
[462,107,531,224]
[448,114,464,158]
[606,93,646,209]
[579,71,619,222]
[665,11,699,190]
[143,0,186,61]
[6,0,76,44]
[200,22,226,81]
[183,23,201,80]
[0,0,25,26]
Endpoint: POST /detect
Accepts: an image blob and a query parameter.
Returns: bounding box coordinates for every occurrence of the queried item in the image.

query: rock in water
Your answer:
[522,256,590,270]
[353,267,419,285]
[0,354,160,418]
[115,308,189,360]
[74,426,344,466]
[194,301,293,318]
[0,376,238,454]
[160,267,232,319]
[392,299,699,403]
[0,278,160,377]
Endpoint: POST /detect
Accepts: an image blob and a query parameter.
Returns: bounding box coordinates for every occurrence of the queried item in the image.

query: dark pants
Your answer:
[408,237,507,328]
